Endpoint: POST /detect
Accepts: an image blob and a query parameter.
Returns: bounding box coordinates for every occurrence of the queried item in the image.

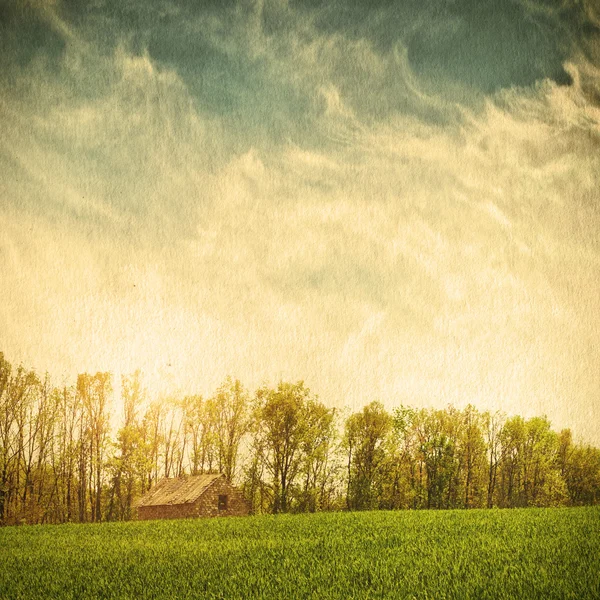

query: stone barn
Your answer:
[135,473,250,520]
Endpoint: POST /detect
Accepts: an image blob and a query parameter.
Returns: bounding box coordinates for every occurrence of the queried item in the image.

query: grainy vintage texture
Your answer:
[136,474,249,520]
[1,1,599,448]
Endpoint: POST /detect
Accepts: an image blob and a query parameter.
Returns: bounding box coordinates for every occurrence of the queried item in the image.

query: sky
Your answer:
[1,0,599,443]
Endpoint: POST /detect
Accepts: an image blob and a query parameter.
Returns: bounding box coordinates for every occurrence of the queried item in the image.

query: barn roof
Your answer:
[136,473,224,507]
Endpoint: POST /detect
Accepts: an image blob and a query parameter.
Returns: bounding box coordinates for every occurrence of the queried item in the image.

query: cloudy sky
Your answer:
[1,0,599,442]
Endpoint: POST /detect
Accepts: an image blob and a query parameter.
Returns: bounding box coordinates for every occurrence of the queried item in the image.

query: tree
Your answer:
[53,384,80,522]
[497,415,566,507]
[458,405,487,509]
[563,444,600,506]
[2,347,600,523]
[483,410,504,508]
[0,356,39,523]
[0,352,12,522]
[140,401,164,492]
[344,402,392,511]
[212,377,251,483]
[252,381,316,513]
[387,405,419,510]
[418,409,457,509]
[161,397,186,479]
[181,395,205,475]
[242,417,269,515]
[521,416,564,506]
[76,372,112,522]
[107,371,146,521]
[298,399,337,513]
[498,415,526,507]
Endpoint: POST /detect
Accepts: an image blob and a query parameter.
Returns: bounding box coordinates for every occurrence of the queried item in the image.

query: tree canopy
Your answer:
[0,351,598,525]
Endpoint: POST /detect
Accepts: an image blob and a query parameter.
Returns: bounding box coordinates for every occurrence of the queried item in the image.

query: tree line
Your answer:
[1,351,599,525]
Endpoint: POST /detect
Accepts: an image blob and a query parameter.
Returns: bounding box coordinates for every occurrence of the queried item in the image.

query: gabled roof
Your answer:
[136,473,224,507]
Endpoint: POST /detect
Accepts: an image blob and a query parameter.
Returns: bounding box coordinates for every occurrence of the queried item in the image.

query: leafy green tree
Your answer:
[344,402,392,511]
[253,382,312,513]
[419,409,457,509]
[54,384,80,522]
[107,371,146,521]
[139,400,164,492]
[298,399,337,513]
[498,415,526,507]
[250,381,333,514]
[76,372,112,522]
[384,405,418,509]
[0,357,40,523]
[161,397,187,478]
[0,352,13,522]
[2,348,600,522]
[212,377,251,483]
[498,415,566,507]
[181,394,205,475]
[522,417,565,506]
[458,405,487,509]
[564,444,600,506]
[483,410,504,508]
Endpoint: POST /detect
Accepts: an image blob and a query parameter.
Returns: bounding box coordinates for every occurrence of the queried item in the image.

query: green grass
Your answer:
[1,507,599,599]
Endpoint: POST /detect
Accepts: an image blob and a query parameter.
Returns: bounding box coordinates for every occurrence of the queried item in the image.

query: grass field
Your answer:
[1,507,598,599]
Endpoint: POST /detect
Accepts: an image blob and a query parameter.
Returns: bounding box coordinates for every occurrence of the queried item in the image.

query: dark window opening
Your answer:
[218,495,228,511]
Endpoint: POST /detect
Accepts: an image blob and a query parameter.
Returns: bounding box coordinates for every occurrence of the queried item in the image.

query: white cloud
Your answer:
[1,7,599,444]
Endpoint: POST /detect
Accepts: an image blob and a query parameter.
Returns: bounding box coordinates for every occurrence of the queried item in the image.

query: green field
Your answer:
[1,508,598,599]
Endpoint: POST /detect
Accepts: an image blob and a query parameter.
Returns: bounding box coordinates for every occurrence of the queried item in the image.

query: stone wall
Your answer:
[137,477,249,521]
[195,476,250,518]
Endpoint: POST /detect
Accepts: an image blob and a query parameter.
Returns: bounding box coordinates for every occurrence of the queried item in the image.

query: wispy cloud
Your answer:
[1,0,599,443]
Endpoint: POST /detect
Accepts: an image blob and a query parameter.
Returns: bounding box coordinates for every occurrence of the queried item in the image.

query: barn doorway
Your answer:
[218,495,228,511]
